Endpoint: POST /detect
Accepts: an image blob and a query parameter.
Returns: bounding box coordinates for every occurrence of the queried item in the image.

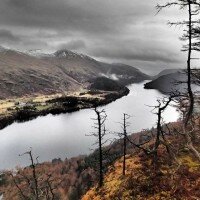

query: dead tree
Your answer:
[130,96,179,164]
[153,97,173,163]
[10,149,56,199]
[157,0,200,161]
[117,113,131,176]
[19,150,39,199]
[91,107,107,187]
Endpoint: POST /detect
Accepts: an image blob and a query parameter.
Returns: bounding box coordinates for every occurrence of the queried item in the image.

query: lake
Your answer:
[0,81,179,170]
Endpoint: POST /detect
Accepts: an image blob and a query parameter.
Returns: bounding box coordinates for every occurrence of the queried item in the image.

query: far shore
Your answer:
[0,88,129,130]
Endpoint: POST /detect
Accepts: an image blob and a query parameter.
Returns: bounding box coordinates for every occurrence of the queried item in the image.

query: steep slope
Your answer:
[43,50,150,85]
[99,63,150,85]
[0,49,81,99]
[0,48,150,99]
[0,121,199,199]
[42,50,103,84]
[82,134,200,200]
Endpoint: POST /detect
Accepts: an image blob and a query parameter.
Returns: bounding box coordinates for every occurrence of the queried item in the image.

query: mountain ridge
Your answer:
[0,47,151,99]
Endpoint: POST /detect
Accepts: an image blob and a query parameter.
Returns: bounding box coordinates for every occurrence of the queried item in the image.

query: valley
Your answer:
[0,47,149,99]
[0,47,151,130]
[0,0,200,199]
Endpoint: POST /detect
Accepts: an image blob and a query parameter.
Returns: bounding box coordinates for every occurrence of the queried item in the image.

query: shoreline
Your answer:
[0,88,129,130]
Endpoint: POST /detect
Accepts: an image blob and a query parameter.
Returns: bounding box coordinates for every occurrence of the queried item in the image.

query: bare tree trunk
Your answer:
[184,1,200,161]
[28,151,39,200]
[123,114,127,176]
[185,0,194,126]
[154,106,162,163]
[95,108,104,187]
[153,98,172,164]
[157,0,200,162]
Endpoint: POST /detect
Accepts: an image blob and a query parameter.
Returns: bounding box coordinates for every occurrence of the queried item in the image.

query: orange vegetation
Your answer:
[0,121,200,200]
[0,157,96,200]
[82,136,200,200]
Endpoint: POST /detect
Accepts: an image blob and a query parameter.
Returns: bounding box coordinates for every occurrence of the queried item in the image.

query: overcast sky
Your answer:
[0,0,191,74]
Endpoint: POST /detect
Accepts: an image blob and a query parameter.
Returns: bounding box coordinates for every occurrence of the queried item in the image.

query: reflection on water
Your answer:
[0,81,179,170]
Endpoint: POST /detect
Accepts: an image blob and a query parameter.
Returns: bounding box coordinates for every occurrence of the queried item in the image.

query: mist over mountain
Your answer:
[0,47,150,99]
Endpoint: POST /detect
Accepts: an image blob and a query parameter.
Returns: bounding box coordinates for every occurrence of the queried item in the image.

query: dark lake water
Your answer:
[0,81,179,170]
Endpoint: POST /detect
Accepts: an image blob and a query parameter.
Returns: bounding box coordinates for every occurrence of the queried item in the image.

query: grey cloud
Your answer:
[0,0,154,34]
[58,40,86,51]
[0,29,20,42]
[0,0,188,71]
[7,0,33,8]
[91,45,180,64]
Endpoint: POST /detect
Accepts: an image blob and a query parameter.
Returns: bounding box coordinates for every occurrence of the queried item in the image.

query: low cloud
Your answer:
[0,29,20,42]
[92,47,180,63]
[0,0,188,72]
[58,40,86,51]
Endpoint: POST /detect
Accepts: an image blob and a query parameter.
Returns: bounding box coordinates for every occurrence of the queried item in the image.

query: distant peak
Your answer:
[54,49,96,61]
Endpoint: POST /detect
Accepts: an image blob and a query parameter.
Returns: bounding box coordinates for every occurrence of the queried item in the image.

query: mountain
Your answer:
[99,63,150,85]
[42,50,150,85]
[144,70,187,94]
[144,68,200,94]
[0,48,150,99]
[152,68,182,80]
[0,49,81,99]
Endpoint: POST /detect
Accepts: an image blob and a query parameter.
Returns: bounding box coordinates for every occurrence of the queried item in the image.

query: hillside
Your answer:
[83,150,200,200]
[152,68,182,80]
[89,77,126,91]
[82,128,200,200]
[1,121,199,199]
[144,70,187,94]
[0,49,81,99]
[0,47,150,99]
[144,69,200,94]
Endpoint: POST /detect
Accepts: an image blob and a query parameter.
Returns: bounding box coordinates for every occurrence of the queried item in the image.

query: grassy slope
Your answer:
[83,151,200,200]
[82,125,200,200]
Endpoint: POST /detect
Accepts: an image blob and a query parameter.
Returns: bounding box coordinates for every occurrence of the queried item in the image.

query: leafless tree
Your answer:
[157,0,200,161]
[90,107,107,187]
[152,97,175,163]
[10,149,56,200]
[117,113,131,175]
[22,150,39,199]
[123,96,178,164]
